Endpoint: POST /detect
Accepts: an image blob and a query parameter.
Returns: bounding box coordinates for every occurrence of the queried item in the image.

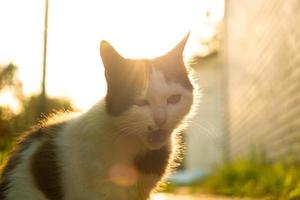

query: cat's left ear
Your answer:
[166,32,190,60]
[155,33,193,90]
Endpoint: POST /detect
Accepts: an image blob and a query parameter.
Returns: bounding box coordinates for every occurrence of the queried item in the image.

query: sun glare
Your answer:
[151,194,167,200]
[0,0,224,110]
[0,90,21,113]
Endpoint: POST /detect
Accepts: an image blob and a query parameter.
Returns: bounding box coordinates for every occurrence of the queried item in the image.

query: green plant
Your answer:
[199,159,300,199]
[159,157,300,200]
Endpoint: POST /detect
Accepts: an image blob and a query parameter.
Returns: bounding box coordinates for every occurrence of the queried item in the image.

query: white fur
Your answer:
[4,67,194,200]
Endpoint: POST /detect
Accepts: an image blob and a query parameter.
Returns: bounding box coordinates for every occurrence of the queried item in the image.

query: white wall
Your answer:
[225,0,300,160]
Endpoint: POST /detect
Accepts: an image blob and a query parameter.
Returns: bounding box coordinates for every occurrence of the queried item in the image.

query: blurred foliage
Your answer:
[0,63,23,153]
[162,155,300,200]
[0,63,74,162]
[0,64,15,88]
[13,95,74,133]
[200,159,300,200]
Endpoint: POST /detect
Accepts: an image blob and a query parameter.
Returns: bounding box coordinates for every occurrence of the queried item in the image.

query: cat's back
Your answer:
[0,121,67,200]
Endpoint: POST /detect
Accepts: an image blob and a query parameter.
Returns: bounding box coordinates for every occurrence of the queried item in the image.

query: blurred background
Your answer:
[0,0,300,199]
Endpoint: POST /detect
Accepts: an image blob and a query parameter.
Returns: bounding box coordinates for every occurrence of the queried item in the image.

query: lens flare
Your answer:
[108,164,138,187]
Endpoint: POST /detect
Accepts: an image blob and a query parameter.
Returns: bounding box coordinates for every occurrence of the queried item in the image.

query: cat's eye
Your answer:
[167,94,181,104]
[134,99,149,106]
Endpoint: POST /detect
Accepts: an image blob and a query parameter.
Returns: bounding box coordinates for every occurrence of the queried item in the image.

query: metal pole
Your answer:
[39,0,49,115]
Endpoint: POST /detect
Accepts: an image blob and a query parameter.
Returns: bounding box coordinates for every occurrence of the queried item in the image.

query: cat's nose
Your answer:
[153,109,167,127]
[154,116,166,126]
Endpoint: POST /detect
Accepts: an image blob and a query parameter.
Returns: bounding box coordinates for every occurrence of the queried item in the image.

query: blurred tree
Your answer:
[0,63,23,151]
[0,63,23,101]
[0,63,74,152]
[0,63,18,88]
[14,95,74,133]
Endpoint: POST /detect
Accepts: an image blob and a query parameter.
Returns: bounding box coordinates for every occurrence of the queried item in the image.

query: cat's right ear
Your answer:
[100,41,132,115]
[100,40,125,70]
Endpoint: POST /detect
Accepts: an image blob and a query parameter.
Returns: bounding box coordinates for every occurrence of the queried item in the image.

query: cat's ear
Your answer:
[100,40,128,94]
[166,32,190,60]
[154,33,193,90]
[100,41,142,115]
[100,40,125,70]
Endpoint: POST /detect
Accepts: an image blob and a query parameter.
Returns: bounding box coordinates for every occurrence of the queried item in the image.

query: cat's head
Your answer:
[100,35,193,150]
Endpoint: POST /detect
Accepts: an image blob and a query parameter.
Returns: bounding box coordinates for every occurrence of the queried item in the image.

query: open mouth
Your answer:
[147,129,170,147]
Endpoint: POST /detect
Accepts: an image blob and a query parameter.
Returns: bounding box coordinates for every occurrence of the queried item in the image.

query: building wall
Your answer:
[225,0,300,159]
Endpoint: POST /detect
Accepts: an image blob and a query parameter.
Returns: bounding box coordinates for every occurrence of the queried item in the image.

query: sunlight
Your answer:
[0,90,21,113]
[151,194,167,200]
[0,0,224,110]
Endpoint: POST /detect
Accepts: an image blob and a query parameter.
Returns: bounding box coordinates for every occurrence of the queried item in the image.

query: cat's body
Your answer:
[0,34,195,200]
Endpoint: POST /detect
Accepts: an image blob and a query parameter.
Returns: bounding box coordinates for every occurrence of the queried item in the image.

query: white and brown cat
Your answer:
[0,34,195,200]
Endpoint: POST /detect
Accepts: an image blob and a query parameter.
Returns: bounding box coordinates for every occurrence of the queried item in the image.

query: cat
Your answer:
[0,34,195,200]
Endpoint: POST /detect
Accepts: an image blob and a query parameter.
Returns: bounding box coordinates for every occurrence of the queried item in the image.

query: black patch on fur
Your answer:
[30,135,63,200]
[101,42,150,115]
[105,60,149,115]
[133,146,171,176]
[0,122,65,200]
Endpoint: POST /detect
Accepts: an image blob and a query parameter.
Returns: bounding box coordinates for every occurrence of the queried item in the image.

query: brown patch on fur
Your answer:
[100,41,150,115]
[133,146,171,176]
[0,122,65,200]
[30,137,63,200]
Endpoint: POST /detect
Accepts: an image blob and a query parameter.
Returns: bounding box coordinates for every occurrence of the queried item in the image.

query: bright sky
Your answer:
[0,0,224,111]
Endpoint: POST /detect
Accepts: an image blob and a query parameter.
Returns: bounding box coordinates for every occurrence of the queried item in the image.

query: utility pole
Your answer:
[39,0,49,116]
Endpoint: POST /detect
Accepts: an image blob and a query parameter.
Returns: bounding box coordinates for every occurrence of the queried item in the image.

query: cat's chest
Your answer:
[63,142,172,200]
[96,145,171,180]
[89,146,170,188]
[133,146,171,176]
[97,136,172,176]
[105,145,172,177]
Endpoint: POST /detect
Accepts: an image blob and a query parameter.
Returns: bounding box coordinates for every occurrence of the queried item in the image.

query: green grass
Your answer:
[162,158,300,200]
[200,159,300,199]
